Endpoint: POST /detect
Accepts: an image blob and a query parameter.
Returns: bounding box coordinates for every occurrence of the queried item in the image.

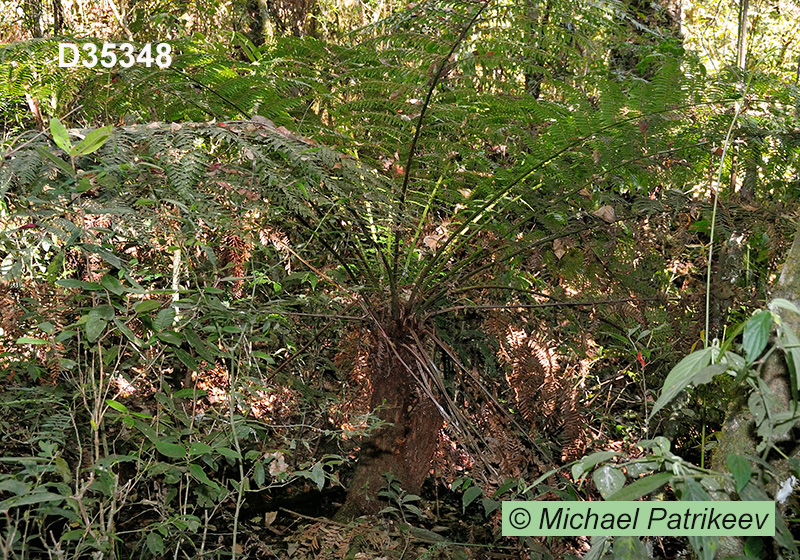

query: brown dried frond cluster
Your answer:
[0,280,70,385]
[257,225,293,273]
[330,326,373,426]
[0,281,24,341]
[218,233,253,297]
[432,424,474,483]
[27,281,69,385]
[486,314,584,462]
[281,519,398,559]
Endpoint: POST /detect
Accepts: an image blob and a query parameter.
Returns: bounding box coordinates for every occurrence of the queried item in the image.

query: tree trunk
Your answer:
[243,0,266,47]
[337,322,442,518]
[266,0,317,37]
[609,0,682,76]
[712,227,800,557]
[22,0,43,38]
[52,0,64,34]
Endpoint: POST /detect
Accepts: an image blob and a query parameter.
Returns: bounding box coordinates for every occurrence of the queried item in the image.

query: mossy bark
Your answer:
[711,227,800,557]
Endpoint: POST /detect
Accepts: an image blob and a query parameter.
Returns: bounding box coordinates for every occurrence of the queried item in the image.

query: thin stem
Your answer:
[390,0,492,318]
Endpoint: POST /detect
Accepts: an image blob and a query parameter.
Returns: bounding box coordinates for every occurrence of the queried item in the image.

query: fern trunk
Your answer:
[338,322,442,518]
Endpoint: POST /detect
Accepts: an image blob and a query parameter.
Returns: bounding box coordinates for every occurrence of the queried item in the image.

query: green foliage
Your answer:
[578,300,800,559]
[2,0,800,555]
[378,473,425,521]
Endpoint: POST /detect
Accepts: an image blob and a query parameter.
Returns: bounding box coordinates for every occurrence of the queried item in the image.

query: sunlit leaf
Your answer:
[649,347,715,419]
[72,125,113,156]
[593,465,625,498]
[49,118,72,154]
[742,310,773,364]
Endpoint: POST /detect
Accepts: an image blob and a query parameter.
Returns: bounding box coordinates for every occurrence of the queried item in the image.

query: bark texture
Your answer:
[338,321,442,518]
[712,227,800,557]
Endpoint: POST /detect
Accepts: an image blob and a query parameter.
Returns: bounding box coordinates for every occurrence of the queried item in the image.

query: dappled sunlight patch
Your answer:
[247,384,299,419]
[112,374,136,398]
[192,361,229,404]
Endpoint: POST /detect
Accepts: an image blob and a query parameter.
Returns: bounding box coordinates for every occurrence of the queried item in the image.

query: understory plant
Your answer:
[573,298,800,559]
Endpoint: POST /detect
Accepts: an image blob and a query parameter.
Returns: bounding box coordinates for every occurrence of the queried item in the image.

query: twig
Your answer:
[278,507,351,527]
[426,296,665,318]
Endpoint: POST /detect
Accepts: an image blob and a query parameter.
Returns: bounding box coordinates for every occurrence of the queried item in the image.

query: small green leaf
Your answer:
[81,244,123,269]
[778,324,800,401]
[49,118,72,153]
[482,498,501,516]
[769,298,799,314]
[216,447,241,459]
[188,463,219,489]
[691,363,729,386]
[106,399,129,413]
[60,529,86,541]
[85,318,107,343]
[34,146,76,177]
[173,388,207,398]
[100,274,125,296]
[184,328,215,362]
[571,451,620,480]
[146,532,165,556]
[649,347,715,419]
[188,442,214,455]
[16,337,49,345]
[742,310,773,364]
[593,465,625,498]
[744,536,765,557]
[154,440,186,459]
[72,125,113,156]
[254,461,265,486]
[154,308,176,331]
[612,536,649,560]
[156,331,183,346]
[462,485,482,513]
[57,279,102,290]
[606,472,672,501]
[0,491,65,511]
[114,318,140,345]
[89,305,115,321]
[310,461,325,490]
[134,300,161,314]
[726,453,751,493]
[0,479,30,495]
[174,348,198,371]
[687,535,719,560]
[676,476,711,501]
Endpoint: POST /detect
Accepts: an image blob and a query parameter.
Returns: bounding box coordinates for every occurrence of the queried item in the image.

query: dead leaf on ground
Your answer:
[592,205,616,223]
[553,238,566,259]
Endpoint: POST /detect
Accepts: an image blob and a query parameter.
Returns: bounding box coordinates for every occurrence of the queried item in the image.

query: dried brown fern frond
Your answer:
[329,326,373,433]
[0,281,24,341]
[257,225,292,272]
[218,233,253,297]
[485,312,584,463]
